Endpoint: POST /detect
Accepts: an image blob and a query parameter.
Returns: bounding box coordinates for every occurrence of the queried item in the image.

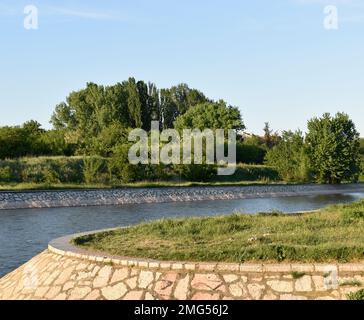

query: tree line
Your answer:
[0,78,363,184]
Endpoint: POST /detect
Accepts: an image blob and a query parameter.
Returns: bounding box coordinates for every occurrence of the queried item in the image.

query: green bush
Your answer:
[174,164,217,182]
[347,289,364,300]
[83,156,110,184]
[0,157,87,184]
[265,131,311,182]
[215,165,279,182]
[236,142,267,164]
[0,166,13,182]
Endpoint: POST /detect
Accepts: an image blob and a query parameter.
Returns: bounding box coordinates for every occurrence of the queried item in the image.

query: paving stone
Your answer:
[101,283,128,300]
[110,268,129,284]
[191,274,223,291]
[174,275,190,300]
[68,287,92,300]
[126,277,138,289]
[223,275,238,283]
[247,284,265,300]
[45,286,62,299]
[229,282,246,298]
[54,266,75,285]
[267,280,293,293]
[138,271,154,289]
[93,266,112,288]
[191,292,220,300]
[85,290,101,300]
[280,294,308,300]
[63,281,75,292]
[123,290,144,300]
[295,276,313,292]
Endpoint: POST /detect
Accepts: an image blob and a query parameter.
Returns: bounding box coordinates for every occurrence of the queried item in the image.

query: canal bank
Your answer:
[0,230,363,300]
[1,183,364,210]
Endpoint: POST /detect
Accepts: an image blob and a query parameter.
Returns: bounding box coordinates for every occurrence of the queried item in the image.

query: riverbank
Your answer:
[1,229,363,300]
[1,183,364,210]
[73,199,364,263]
[1,200,364,300]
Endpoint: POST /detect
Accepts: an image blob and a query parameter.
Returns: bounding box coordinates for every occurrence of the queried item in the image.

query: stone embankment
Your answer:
[0,232,363,300]
[1,184,364,210]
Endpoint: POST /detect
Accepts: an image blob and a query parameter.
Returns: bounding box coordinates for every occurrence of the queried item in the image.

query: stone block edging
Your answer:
[48,230,364,275]
[1,229,364,300]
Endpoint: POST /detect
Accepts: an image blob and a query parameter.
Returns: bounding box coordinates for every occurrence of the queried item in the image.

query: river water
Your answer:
[1,192,363,277]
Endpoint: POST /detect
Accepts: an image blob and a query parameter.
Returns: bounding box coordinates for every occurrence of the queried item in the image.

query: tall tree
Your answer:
[174,100,244,131]
[306,112,361,184]
[126,78,142,128]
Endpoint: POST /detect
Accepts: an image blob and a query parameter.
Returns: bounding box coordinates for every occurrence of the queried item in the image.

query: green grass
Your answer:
[347,289,364,300]
[73,199,364,263]
[339,280,362,287]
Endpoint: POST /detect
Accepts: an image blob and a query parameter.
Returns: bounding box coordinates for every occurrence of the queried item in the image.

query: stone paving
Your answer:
[1,184,364,210]
[1,248,363,300]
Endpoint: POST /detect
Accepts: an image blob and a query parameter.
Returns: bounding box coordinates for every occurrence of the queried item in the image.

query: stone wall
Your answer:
[0,234,363,300]
[1,184,364,210]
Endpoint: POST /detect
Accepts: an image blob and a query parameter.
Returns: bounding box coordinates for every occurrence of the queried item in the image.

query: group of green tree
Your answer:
[265,113,362,184]
[0,78,363,184]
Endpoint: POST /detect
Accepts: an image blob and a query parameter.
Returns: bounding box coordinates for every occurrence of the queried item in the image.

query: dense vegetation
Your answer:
[0,78,362,187]
[73,199,364,263]
[266,113,362,184]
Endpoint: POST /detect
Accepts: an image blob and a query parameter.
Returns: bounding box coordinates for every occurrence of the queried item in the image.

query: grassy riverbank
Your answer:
[73,200,364,263]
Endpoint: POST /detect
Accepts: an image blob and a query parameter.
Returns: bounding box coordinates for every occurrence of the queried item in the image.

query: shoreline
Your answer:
[1,183,364,210]
[0,230,363,300]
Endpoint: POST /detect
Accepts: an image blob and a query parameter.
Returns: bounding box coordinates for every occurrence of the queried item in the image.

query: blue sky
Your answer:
[0,0,363,135]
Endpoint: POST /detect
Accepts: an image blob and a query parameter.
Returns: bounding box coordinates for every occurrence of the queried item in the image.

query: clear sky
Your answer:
[0,0,363,135]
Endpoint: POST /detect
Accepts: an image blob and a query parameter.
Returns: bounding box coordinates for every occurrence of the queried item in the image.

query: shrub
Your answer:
[265,131,311,182]
[347,289,364,300]
[236,142,266,164]
[83,156,110,184]
[0,166,13,182]
[215,165,280,182]
[174,164,217,182]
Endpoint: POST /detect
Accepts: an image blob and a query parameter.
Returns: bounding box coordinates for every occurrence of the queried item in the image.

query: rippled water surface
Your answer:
[1,192,363,276]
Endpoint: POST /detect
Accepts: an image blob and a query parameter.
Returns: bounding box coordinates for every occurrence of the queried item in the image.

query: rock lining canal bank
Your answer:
[1,184,364,210]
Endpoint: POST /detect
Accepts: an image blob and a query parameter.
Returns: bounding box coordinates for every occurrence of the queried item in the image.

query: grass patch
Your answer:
[291,271,306,279]
[73,199,364,263]
[347,289,364,300]
[340,279,362,287]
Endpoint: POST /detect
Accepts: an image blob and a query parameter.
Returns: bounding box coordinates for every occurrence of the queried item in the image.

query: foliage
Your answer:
[174,101,244,131]
[0,157,85,184]
[265,131,310,182]
[306,112,361,184]
[216,164,279,182]
[360,138,364,155]
[174,164,217,182]
[347,289,364,300]
[263,122,281,149]
[236,142,266,164]
[50,79,210,154]
[83,156,110,184]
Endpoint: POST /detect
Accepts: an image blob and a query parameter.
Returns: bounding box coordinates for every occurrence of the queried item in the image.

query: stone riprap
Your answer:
[0,233,363,300]
[1,184,364,210]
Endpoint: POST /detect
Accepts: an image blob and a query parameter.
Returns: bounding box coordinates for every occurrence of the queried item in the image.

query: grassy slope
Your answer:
[73,200,364,263]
